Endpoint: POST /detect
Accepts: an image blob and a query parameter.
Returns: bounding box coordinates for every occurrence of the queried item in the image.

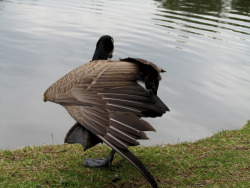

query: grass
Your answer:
[0,121,249,187]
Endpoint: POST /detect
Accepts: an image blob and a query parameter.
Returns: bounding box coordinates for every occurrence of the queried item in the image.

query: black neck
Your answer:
[92,44,109,61]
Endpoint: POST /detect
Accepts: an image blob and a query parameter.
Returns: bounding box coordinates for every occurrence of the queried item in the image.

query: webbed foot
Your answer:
[84,150,115,168]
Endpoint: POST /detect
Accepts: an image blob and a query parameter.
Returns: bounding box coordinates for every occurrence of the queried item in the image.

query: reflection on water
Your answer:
[154,0,250,36]
[0,0,249,149]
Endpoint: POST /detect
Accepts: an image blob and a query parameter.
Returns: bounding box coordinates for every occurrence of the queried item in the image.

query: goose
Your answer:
[43,35,169,188]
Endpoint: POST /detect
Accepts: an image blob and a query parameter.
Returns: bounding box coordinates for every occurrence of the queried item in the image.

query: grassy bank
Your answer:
[1,121,249,187]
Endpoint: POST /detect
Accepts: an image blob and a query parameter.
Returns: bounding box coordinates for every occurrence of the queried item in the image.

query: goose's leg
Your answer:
[84,149,116,168]
[65,123,116,167]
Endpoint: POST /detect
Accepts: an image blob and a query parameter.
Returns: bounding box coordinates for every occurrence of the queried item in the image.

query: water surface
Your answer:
[0,0,249,149]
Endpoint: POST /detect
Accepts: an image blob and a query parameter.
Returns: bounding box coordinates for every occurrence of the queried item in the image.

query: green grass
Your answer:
[1,121,249,187]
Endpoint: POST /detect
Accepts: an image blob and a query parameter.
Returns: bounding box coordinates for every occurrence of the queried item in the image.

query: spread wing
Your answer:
[44,58,169,187]
[44,59,169,145]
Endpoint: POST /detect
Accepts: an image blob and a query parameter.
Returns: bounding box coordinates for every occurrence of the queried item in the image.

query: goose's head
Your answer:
[92,35,114,61]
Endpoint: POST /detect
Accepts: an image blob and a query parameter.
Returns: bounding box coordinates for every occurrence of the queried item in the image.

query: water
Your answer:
[0,0,249,149]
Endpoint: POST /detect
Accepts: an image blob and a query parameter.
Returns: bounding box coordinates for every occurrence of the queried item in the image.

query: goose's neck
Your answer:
[92,45,108,61]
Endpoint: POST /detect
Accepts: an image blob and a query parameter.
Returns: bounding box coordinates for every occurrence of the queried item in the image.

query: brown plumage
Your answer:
[44,58,168,148]
[44,38,169,188]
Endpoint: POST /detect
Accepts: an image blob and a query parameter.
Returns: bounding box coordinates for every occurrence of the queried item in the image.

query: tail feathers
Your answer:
[98,135,158,188]
[64,122,102,151]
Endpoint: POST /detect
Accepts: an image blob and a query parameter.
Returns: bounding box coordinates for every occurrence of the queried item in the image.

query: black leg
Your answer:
[84,149,116,168]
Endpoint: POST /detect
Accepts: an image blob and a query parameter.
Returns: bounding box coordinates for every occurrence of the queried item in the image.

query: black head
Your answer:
[92,35,114,61]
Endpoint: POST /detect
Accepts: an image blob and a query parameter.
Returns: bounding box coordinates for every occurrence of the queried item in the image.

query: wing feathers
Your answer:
[104,112,153,149]
[52,60,167,142]
[107,103,144,116]
[101,93,154,102]
[79,110,107,136]
[104,133,129,149]
[110,112,155,132]
[105,97,164,115]
[108,126,140,145]
[110,118,143,137]
[98,87,151,96]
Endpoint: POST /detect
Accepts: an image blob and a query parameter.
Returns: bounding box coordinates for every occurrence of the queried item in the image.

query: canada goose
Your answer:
[43,35,169,188]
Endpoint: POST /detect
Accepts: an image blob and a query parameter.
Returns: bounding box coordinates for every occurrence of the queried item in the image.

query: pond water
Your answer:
[0,0,249,149]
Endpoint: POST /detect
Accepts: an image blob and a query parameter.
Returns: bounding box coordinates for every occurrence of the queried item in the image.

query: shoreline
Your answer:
[1,121,249,187]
